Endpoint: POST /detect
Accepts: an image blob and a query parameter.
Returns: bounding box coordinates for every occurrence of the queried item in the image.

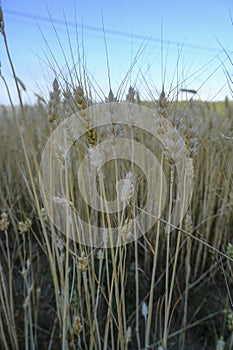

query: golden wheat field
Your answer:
[1,4,233,350]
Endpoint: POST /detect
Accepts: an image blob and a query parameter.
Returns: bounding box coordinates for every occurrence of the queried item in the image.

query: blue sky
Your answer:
[1,0,233,104]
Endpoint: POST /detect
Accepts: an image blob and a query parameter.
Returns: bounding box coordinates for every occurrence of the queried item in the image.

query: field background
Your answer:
[0,92,233,349]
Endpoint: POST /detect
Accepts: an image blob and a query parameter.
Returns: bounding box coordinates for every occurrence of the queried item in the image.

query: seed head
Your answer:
[226,243,233,259]
[74,86,89,120]
[141,301,148,322]
[105,89,117,102]
[78,251,88,273]
[107,122,123,138]
[40,207,47,221]
[216,338,225,350]
[86,127,98,146]
[18,218,32,235]
[62,86,75,117]
[184,211,193,233]
[119,219,132,244]
[97,249,104,260]
[88,145,103,170]
[120,172,134,207]
[0,212,9,232]
[48,78,61,123]
[126,86,136,103]
[163,128,184,163]
[73,316,83,336]
[126,326,132,344]
[227,309,233,331]
[158,89,169,118]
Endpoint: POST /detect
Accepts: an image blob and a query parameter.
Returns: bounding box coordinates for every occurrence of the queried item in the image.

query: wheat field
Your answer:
[0,5,233,350]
